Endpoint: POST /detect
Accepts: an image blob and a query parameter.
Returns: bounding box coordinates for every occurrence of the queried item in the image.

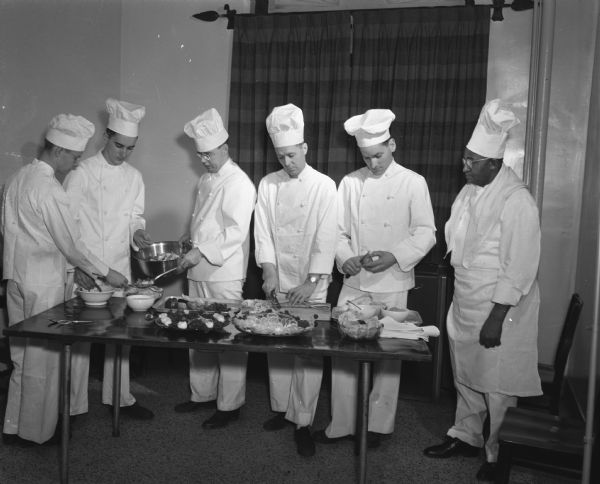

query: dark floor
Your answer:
[0,346,578,484]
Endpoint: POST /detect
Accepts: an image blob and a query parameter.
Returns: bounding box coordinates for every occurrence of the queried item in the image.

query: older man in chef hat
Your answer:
[174,108,256,429]
[2,114,128,445]
[254,103,337,457]
[313,108,436,449]
[64,98,154,421]
[424,100,542,482]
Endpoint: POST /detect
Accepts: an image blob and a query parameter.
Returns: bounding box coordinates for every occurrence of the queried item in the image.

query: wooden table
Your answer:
[3,297,431,484]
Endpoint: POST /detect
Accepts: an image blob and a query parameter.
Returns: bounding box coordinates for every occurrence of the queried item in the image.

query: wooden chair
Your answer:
[495,406,586,482]
[496,385,599,483]
[519,293,583,415]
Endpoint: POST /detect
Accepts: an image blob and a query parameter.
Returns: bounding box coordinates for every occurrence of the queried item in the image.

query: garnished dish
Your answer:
[151,297,238,333]
[336,304,384,341]
[124,282,163,299]
[233,299,315,337]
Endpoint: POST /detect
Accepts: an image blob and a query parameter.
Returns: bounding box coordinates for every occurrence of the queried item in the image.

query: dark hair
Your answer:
[105,128,116,138]
[43,139,57,151]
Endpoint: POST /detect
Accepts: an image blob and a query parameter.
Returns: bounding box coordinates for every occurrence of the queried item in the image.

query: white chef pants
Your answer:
[267,281,328,428]
[447,380,517,462]
[325,285,407,438]
[3,280,64,444]
[64,273,136,411]
[187,280,247,411]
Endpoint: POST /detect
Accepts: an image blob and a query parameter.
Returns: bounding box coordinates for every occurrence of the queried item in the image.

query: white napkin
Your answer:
[379,317,440,341]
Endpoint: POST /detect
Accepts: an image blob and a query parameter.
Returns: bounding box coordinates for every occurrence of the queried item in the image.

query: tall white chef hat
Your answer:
[266,103,304,148]
[106,98,146,137]
[344,109,395,148]
[184,108,229,152]
[466,99,520,159]
[45,114,95,151]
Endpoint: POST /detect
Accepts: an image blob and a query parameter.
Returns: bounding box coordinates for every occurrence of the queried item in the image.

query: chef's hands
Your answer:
[479,304,511,348]
[342,251,397,276]
[105,269,128,288]
[177,248,202,272]
[133,229,152,249]
[288,281,316,306]
[74,268,98,291]
[178,234,193,253]
[342,256,364,276]
[261,263,279,297]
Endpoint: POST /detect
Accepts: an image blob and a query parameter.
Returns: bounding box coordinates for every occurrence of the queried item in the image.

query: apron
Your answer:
[448,266,542,396]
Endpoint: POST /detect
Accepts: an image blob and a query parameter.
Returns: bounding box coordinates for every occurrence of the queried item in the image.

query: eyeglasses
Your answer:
[197,152,214,161]
[462,156,490,170]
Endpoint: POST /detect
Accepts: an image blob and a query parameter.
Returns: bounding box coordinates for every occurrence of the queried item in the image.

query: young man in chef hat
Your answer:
[175,108,256,429]
[313,109,436,449]
[424,100,542,482]
[254,103,337,457]
[2,114,128,445]
[64,98,154,421]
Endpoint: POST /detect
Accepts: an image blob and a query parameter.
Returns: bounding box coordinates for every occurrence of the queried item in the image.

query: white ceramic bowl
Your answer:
[126,294,156,312]
[77,288,114,306]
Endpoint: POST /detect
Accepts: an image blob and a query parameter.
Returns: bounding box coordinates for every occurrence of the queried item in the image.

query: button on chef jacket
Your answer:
[336,161,436,293]
[63,151,145,278]
[2,159,109,285]
[254,164,337,292]
[188,159,257,282]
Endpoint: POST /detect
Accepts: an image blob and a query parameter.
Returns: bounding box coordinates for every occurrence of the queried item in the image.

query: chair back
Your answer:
[549,293,583,414]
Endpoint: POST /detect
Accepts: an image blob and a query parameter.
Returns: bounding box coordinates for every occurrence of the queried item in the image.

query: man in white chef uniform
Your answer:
[64,98,154,420]
[175,108,256,429]
[2,114,128,445]
[254,104,337,457]
[423,100,542,483]
[313,109,436,449]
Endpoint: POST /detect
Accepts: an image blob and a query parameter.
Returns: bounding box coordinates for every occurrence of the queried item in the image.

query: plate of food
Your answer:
[233,300,316,337]
[151,296,240,334]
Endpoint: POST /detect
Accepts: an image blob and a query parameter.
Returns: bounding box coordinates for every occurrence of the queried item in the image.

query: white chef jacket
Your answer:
[445,164,542,396]
[254,164,337,292]
[63,151,145,278]
[2,159,109,284]
[188,159,256,282]
[336,161,436,293]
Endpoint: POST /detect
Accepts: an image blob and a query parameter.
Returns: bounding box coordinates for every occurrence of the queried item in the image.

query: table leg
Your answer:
[357,361,371,484]
[112,345,122,437]
[60,343,72,484]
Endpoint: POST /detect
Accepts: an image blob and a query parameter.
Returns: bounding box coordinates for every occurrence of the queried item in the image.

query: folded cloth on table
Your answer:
[379,317,440,341]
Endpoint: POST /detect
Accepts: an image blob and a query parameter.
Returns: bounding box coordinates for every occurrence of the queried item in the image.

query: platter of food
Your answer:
[151,296,240,334]
[233,299,316,337]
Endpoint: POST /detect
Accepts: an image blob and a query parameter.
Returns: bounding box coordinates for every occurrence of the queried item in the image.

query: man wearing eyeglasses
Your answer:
[424,100,542,483]
[176,108,256,430]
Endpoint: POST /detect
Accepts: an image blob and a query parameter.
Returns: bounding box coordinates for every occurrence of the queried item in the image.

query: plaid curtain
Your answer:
[229,6,490,264]
[349,6,490,262]
[229,11,352,185]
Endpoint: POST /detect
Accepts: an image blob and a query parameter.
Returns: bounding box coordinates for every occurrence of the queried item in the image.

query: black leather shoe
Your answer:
[294,426,315,457]
[202,409,240,429]
[174,400,216,413]
[263,412,288,431]
[423,437,480,458]
[107,402,154,420]
[312,429,353,444]
[476,461,497,481]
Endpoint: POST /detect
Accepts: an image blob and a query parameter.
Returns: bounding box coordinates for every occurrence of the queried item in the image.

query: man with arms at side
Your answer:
[2,114,128,445]
[313,109,436,449]
[174,108,256,429]
[254,104,337,457]
[64,98,153,420]
[423,100,542,483]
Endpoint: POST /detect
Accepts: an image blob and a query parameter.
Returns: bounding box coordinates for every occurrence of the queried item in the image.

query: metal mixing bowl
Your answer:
[133,241,183,278]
